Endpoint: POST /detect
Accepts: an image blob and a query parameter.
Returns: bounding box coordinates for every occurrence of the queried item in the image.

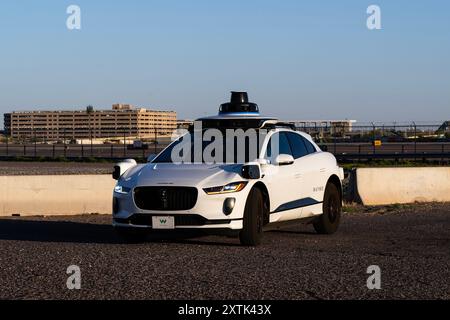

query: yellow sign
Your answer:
[373,140,382,147]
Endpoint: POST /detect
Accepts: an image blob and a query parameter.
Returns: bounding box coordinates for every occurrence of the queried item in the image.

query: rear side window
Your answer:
[286,132,309,159]
[302,137,317,154]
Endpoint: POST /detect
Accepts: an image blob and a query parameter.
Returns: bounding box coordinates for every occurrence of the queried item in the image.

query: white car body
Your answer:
[112,93,344,243]
[112,131,343,229]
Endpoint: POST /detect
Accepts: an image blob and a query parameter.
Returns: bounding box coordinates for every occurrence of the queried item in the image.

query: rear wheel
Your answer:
[239,188,264,246]
[313,182,341,234]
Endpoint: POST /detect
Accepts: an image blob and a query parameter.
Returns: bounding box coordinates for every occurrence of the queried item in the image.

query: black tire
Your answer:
[239,188,264,246]
[114,227,148,243]
[313,182,341,234]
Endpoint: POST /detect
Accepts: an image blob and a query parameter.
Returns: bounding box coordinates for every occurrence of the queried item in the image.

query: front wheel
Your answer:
[313,182,341,234]
[239,188,264,246]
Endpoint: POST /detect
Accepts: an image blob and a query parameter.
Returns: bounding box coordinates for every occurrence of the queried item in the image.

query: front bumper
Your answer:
[112,185,250,230]
[113,215,243,230]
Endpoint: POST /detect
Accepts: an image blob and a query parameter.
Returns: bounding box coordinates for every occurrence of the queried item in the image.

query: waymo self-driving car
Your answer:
[112,92,344,246]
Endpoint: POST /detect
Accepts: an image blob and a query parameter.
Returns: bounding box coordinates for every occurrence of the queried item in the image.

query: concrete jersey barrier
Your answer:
[355,167,450,205]
[0,167,449,216]
[0,175,116,216]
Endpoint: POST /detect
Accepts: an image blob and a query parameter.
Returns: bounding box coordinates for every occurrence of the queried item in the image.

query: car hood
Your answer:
[121,163,244,187]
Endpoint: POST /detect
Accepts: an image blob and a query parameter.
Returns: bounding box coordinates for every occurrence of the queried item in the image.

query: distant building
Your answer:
[288,120,356,136]
[4,105,177,141]
[176,119,194,130]
[112,103,134,111]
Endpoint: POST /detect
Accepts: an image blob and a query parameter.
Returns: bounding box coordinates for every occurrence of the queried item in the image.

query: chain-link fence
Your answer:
[292,121,450,162]
[293,121,449,143]
[1,122,449,162]
[0,127,174,160]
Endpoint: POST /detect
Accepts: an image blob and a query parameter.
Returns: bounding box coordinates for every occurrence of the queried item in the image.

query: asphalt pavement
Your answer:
[0,203,449,300]
[0,161,114,175]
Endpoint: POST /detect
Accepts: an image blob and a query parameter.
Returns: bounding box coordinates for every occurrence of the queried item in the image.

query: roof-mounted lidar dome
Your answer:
[219,92,260,116]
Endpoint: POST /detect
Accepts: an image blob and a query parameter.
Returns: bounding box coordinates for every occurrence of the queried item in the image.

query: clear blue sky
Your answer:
[0,0,449,127]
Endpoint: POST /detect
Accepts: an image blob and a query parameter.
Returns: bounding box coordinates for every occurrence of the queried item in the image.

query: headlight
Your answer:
[203,182,248,195]
[114,185,131,194]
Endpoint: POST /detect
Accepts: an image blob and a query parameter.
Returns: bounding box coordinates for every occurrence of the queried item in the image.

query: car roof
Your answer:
[196,114,277,121]
[194,115,299,131]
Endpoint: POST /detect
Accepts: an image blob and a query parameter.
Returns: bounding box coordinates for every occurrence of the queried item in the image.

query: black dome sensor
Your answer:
[219,92,259,115]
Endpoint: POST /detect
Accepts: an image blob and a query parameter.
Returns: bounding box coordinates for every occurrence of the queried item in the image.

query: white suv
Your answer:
[112,92,344,246]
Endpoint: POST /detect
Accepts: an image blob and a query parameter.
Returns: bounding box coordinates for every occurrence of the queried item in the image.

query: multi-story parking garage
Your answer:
[4,104,177,141]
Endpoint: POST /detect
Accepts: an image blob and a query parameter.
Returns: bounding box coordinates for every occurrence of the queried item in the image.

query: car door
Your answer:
[262,131,304,222]
[285,132,324,217]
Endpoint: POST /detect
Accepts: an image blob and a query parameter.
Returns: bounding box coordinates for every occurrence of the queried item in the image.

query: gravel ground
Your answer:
[0,203,449,300]
[0,161,114,175]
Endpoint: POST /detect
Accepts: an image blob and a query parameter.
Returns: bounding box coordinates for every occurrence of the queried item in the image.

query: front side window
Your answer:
[265,132,293,162]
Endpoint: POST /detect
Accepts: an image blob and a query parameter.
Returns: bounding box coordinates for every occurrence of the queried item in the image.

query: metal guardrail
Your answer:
[335,152,450,162]
[320,142,450,162]
[0,142,449,163]
[0,143,168,160]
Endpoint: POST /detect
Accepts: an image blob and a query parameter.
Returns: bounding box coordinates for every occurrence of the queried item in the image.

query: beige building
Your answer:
[4,104,177,141]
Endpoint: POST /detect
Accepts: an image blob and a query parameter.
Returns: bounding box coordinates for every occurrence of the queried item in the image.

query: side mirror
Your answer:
[242,163,261,180]
[112,166,121,180]
[147,154,157,163]
[274,154,294,166]
[112,159,137,180]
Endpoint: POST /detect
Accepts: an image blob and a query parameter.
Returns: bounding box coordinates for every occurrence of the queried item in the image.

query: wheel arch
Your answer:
[327,174,343,201]
[252,181,270,225]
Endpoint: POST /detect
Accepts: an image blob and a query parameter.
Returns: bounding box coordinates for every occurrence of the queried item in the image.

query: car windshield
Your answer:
[153,130,266,164]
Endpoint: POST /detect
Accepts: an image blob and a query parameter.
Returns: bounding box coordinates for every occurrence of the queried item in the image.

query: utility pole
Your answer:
[63,128,67,158]
[372,122,376,154]
[123,128,126,157]
[34,129,37,158]
[154,128,157,154]
[87,105,94,157]
[413,122,417,161]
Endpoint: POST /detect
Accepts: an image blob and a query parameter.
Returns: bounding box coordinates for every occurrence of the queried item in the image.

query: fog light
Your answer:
[223,198,236,216]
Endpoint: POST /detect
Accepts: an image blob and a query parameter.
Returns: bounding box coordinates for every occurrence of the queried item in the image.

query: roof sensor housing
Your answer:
[219,92,260,116]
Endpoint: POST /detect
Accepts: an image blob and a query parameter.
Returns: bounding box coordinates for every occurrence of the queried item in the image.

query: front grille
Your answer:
[133,187,198,211]
[114,214,231,227]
